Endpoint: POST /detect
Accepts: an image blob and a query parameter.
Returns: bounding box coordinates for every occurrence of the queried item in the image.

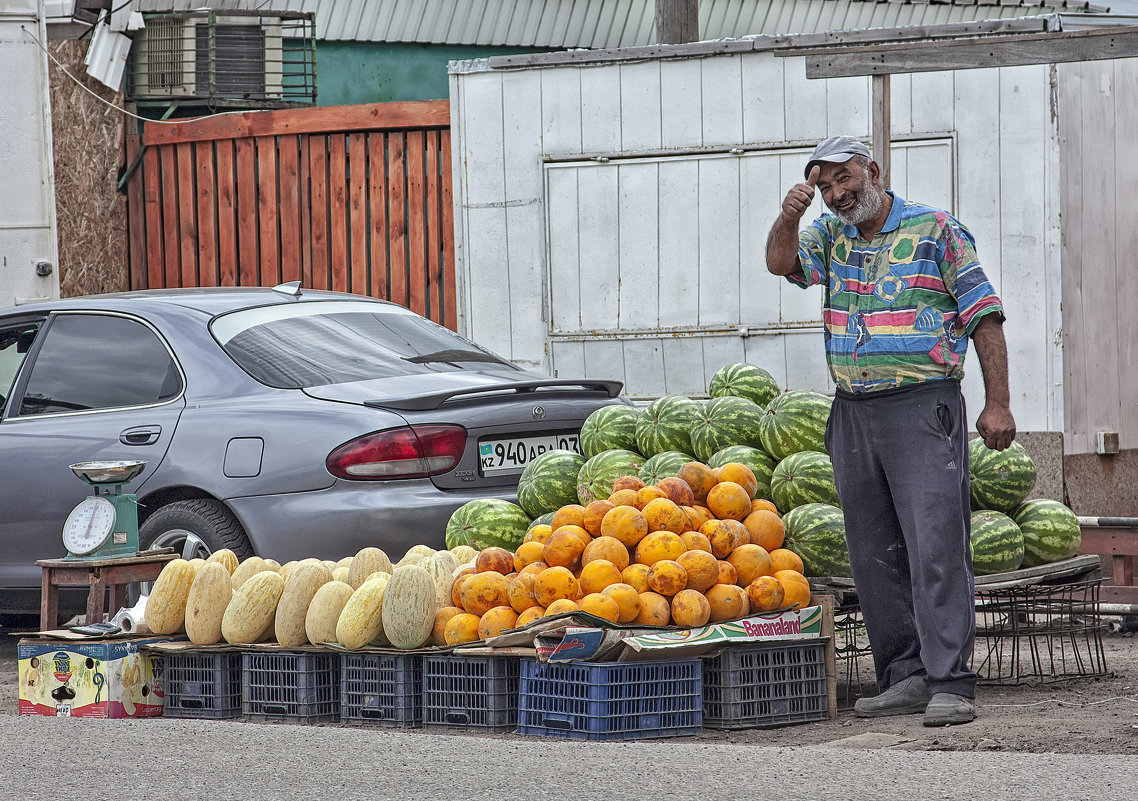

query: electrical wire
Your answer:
[984,695,1138,709]
[20,23,261,126]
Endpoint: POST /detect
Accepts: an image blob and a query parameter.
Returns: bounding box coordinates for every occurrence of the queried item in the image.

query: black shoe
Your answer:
[854,673,931,718]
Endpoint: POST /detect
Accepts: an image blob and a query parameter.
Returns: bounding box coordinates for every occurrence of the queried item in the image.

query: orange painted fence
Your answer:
[123,101,457,329]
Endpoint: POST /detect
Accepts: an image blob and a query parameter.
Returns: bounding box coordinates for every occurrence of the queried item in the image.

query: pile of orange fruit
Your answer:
[436,461,811,646]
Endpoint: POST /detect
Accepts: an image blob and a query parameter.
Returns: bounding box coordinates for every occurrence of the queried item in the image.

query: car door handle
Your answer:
[120,426,161,446]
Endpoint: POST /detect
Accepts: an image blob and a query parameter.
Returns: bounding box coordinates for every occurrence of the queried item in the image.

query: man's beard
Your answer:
[830,184,884,227]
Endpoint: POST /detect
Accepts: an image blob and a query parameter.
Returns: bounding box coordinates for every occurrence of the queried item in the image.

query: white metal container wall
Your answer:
[449,50,1063,435]
[0,0,60,310]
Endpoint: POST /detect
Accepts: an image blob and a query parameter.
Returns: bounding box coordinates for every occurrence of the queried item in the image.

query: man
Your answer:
[765,135,1016,727]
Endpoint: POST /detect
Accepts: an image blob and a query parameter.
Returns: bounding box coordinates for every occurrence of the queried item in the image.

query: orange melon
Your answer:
[513,541,547,572]
[545,598,580,616]
[533,566,580,608]
[670,589,711,627]
[706,481,753,521]
[634,531,686,566]
[676,549,719,593]
[579,559,623,595]
[715,462,759,499]
[543,528,588,570]
[779,575,812,609]
[706,583,749,622]
[516,605,546,627]
[506,572,540,613]
[744,509,786,551]
[525,524,554,544]
[716,559,739,586]
[612,475,647,493]
[582,500,616,537]
[475,547,514,574]
[676,462,717,504]
[701,519,747,560]
[746,575,786,613]
[477,606,519,639]
[635,485,668,509]
[728,544,775,586]
[647,559,688,596]
[551,504,586,530]
[443,613,482,645]
[600,505,649,547]
[607,488,640,507]
[680,531,713,554]
[601,583,641,623]
[655,476,696,507]
[635,591,671,626]
[459,571,510,616]
[750,498,779,515]
[578,592,621,623]
[642,497,686,534]
[621,563,651,593]
[581,536,631,571]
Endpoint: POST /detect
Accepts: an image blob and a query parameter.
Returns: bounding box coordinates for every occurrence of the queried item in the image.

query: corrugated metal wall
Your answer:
[133,0,1086,46]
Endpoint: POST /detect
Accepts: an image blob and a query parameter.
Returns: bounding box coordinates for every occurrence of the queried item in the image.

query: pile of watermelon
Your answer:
[445,361,1081,580]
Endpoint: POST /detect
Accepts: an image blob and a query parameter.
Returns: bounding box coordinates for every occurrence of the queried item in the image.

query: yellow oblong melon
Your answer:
[230,556,269,590]
[221,570,285,644]
[382,564,437,650]
[305,580,355,646]
[336,574,391,650]
[184,562,233,645]
[144,559,197,635]
[275,562,333,647]
[205,548,239,574]
[346,547,393,589]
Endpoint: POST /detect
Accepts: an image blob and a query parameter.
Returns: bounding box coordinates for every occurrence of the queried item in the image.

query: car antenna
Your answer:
[271,281,303,299]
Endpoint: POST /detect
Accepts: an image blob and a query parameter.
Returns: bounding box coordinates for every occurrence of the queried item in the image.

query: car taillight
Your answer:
[327,424,467,479]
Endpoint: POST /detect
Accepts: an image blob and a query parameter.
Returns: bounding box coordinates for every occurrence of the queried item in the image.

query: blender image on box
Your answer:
[18,639,167,718]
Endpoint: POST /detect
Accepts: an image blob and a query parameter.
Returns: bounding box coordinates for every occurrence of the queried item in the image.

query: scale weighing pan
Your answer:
[69,460,146,485]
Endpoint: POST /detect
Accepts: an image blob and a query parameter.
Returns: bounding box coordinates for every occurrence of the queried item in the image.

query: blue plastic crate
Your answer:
[422,654,519,730]
[162,650,243,719]
[242,651,340,724]
[341,652,422,727]
[517,659,702,741]
[701,640,829,729]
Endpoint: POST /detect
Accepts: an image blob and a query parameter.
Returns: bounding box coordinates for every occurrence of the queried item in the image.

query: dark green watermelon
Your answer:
[638,451,694,484]
[516,449,586,518]
[782,502,850,578]
[758,390,831,461]
[970,510,1024,575]
[708,362,781,407]
[577,448,646,504]
[770,451,841,514]
[580,404,642,459]
[444,499,530,551]
[635,396,700,457]
[689,396,766,462]
[1012,499,1081,567]
[969,439,1037,514]
[708,445,777,502]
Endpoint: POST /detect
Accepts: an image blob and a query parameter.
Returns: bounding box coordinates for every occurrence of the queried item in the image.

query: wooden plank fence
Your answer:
[123,100,457,329]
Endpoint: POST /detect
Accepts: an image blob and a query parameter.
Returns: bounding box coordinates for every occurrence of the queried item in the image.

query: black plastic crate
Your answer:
[341,652,422,727]
[242,651,340,724]
[517,659,702,741]
[162,650,243,719]
[701,640,829,729]
[422,654,519,730]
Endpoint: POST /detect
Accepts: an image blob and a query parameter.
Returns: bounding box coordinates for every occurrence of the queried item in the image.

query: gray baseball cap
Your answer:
[805,136,871,180]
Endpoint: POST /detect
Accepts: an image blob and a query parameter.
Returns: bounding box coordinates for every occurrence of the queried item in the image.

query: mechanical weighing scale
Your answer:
[61,460,147,561]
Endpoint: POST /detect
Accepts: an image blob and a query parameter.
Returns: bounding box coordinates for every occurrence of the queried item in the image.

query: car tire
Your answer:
[139,499,254,561]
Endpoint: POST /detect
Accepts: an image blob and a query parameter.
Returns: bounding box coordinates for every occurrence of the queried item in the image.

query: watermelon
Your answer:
[782,502,851,578]
[689,396,766,463]
[445,499,530,551]
[638,451,694,484]
[708,445,776,501]
[969,439,1037,513]
[770,451,841,514]
[527,511,555,533]
[1013,498,1082,567]
[580,404,642,459]
[708,362,781,407]
[635,395,700,457]
[969,510,1024,575]
[758,390,832,461]
[577,448,646,504]
[516,449,587,518]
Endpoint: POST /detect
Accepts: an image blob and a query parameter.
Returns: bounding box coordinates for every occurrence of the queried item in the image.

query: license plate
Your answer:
[479,433,581,475]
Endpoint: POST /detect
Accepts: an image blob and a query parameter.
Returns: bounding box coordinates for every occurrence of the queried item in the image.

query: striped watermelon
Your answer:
[1013,499,1081,567]
[782,502,851,578]
[516,449,587,518]
[577,448,646,504]
[580,404,642,459]
[527,511,556,534]
[970,510,1024,575]
[639,451,695,484]
[708,362,781,407]
[635,395,700,457]
[708,445,776,501]
[758,390,832,461]
[969,439,1037,513]
[770,451,841,514]
[689,396,766,462]
[445,499,530,551]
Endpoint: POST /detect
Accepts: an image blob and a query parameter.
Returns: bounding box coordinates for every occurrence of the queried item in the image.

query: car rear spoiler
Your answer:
[364,378,624,411]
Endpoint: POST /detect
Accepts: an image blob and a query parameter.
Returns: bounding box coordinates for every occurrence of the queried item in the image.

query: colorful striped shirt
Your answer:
[788,192,1004,394]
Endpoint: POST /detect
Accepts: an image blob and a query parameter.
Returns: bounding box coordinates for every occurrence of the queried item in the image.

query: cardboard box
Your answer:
[18,637,169,718]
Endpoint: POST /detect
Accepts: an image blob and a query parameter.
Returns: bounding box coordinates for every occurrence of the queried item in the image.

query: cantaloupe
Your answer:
[184,562,233,645]
[346,547,393,589]
[336,575,391,650]
[304,580,354,646]
[420,553,456,610]
[144,559,196,635]
[230,556,269,590]
[381,564,437,649]
[221,570,285,644]
[205,549,239,574]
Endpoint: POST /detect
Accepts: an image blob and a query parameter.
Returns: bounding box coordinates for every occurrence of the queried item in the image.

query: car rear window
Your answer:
[211,301,517,389]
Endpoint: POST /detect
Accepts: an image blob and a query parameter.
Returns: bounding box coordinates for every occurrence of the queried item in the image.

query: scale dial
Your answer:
[62,497,117,557]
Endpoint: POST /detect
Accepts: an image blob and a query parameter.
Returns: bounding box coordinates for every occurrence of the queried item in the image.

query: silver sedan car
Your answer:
[0,286,620,612]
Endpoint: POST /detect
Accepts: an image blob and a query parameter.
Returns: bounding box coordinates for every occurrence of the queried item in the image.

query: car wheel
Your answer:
[139,499,254,561]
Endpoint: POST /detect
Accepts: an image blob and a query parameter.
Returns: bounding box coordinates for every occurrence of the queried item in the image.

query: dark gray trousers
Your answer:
[825,379,977,698]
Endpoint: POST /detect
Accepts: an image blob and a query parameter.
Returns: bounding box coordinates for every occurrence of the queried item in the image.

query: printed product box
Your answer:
[18,637,169,718]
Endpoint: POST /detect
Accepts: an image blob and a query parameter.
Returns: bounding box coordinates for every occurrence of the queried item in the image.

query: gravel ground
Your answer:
[3,621,1138,799]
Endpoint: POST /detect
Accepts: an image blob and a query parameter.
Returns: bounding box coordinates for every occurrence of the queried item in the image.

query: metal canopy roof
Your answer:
[127,0,1109,46]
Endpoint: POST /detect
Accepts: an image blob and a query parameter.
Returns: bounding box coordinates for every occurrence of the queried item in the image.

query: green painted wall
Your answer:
[314,42,554,106]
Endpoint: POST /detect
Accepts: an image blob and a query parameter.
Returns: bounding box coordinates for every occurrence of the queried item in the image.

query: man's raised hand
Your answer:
[781,165,819,221]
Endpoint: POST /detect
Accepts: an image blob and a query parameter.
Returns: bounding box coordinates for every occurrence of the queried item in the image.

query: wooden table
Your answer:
[1078,517,1138,605]
[36,549,178,632]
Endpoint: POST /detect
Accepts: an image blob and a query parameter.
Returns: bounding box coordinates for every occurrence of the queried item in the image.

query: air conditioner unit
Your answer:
[128,11,315,107]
